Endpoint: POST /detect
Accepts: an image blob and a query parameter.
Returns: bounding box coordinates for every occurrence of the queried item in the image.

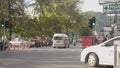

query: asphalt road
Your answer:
[0,43,113,68]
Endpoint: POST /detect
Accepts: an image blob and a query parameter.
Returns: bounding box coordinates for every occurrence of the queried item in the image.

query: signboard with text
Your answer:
[68,32,73,37]
[99,0,120,5]
[103,3,120,14]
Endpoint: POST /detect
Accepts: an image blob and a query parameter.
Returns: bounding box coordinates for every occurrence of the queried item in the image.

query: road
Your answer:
[0,43,112,68]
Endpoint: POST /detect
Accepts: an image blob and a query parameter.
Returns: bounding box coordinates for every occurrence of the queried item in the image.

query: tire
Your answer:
[87,53,99,67]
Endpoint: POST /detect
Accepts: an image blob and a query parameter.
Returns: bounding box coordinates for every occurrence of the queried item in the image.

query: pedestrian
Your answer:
[73,40,76,46]
[93,36,99,45]
[102,36,107,42]
[64,39,69,48]
[97,36,103,44]
[105,35,109,40]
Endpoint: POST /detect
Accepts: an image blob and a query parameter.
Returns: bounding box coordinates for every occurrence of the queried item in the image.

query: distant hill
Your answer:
[93,12,114,32]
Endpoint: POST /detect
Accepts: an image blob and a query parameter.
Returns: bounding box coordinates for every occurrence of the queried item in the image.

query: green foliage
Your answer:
[79,26,92,36]
[0,0,96,39]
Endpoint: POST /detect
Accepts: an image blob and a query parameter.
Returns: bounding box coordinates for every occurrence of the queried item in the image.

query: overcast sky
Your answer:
[82,0,103,12]
[26,0,103,13]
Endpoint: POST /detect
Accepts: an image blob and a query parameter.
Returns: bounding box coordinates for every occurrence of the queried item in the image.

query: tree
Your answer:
[0,0,33,39]
[0,0,94,39]
[29,0,84,37]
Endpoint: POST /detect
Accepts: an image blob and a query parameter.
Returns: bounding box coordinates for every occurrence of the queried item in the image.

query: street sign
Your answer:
[68,32,73,37]
[116,22,120,24]
[103,27,112,31]
[109,4,120,10]
[103,4,120,14]
[99,0,120,5]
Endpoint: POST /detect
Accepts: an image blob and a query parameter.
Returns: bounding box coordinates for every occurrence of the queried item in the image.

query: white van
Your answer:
[52,34,69,48]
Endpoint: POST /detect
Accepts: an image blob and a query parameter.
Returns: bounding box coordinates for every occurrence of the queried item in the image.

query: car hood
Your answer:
[82,44,102,52]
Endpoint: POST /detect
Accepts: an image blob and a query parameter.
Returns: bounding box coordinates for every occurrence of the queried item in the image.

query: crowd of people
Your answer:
[93,35,113,45]
[30,37,53,48]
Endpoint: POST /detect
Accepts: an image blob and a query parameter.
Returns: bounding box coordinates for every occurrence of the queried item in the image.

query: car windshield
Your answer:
[104,37,120,47]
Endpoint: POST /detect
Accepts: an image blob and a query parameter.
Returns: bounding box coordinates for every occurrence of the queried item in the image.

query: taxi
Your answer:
[80,36,120,67]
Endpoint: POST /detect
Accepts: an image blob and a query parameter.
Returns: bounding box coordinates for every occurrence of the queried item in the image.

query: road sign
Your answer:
[99,0,120,5]
[103,4,120,14]
[116,22,120,24]
[68,32,73,37]
[109,4,120,10]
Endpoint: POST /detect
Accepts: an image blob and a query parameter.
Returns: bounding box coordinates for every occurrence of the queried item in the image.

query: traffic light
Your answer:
[88,17,96,28]
[1,18,5,27]
[1,20,12,29]
[88,19,93,28]
[92,17,96,26]
[5,21,12,29]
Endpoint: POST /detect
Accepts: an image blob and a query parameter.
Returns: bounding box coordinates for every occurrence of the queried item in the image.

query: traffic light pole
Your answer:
[88,17,96,35]
[2,18,6,50]
[8,0,12,40]
[1,1,6,50]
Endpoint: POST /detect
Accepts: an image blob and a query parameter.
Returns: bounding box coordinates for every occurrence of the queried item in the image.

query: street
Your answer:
[0,0,118,68]
[0,43,112,68]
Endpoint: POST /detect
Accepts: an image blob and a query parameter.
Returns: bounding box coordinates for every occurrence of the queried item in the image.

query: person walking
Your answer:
[97,36,103,44]
[73,40,76,46]
[93,36,99,45]
[102,36,107,42]
[64,39,69,48]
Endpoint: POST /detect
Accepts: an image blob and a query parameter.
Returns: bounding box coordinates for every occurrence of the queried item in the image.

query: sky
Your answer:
[26,0,103,14]
[82,0,103,12]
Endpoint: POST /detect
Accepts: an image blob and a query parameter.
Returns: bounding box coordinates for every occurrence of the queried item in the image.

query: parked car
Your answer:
[9,38,28,46]
[80,36,120,67]
[30,40,36,47]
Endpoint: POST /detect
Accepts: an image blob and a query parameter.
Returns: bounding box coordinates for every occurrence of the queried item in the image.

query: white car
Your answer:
[9,38,28,46]
[80,36,120,67]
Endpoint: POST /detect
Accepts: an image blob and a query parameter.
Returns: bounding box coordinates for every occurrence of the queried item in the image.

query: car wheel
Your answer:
[87,53,98,67]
